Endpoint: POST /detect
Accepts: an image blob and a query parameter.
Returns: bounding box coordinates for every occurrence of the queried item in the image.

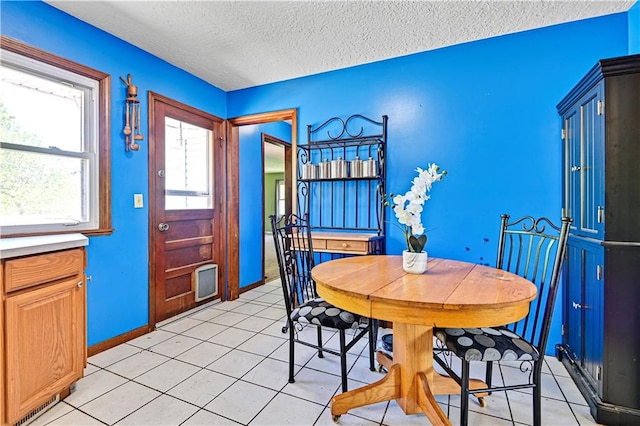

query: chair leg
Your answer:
[317,325,324,358]
[368,319,377,371]
[339,330,348,392]
[485,361,493,395]
[460,360,470,426]
[533,361,542,426]
[288,323,295,384]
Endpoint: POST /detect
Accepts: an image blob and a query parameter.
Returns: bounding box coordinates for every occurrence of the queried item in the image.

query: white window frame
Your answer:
[0,36,111,237]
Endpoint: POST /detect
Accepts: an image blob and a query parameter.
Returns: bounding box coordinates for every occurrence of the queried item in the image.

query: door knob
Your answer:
[158,223,169,232]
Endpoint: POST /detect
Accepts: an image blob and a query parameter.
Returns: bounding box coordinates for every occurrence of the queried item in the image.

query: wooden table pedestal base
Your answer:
[330,324,488,426]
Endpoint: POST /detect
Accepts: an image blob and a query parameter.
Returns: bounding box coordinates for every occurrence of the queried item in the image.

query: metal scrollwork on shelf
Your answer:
[297,149,309,178]
[309,114,386,142]
[296,181,309,217]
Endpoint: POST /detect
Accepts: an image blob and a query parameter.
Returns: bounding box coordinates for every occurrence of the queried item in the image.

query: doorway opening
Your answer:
[263,135,287,284]
[227,109,297,300]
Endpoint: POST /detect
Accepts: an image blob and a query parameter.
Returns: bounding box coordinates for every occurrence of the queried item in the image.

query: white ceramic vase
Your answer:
[402,250,428,274]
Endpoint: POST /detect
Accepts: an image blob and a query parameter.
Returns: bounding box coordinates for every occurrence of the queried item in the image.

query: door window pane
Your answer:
[165,117,213,209]
[276,179,285,217]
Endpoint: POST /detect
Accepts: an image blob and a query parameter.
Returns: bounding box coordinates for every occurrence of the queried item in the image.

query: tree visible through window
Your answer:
[0,36,111,236]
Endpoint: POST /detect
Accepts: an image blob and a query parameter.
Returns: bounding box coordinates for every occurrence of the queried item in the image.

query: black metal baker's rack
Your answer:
[297,114,387,238]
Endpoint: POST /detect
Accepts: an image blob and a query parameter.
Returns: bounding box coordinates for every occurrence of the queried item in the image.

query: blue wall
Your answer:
[1,1,634,351]
[228,14,630,350]
[238,121,291,288]
[229,15,629,261]
[1,1,227,346]
[630,2,640,54]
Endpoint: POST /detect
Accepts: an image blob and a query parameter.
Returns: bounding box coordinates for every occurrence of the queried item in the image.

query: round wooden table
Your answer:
[311,255,537,425]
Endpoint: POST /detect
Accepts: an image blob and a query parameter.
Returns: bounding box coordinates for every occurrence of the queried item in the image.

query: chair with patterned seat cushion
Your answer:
[433,214,571,426]
[270,213,376,392]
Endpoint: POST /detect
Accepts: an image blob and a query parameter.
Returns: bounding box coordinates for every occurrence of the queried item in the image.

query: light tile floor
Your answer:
[34,280,600,425]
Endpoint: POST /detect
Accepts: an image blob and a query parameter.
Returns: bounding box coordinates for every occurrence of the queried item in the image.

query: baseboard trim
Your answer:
[240,280,264,293]
[87,324,150,357]
[558,346,640,425]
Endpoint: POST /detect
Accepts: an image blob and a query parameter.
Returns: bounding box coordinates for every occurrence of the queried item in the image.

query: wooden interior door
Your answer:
[149,92,225,324]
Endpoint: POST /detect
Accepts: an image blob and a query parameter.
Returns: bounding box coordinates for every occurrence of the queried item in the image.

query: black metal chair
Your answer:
[270,213,377,392]
[433,214,571,426]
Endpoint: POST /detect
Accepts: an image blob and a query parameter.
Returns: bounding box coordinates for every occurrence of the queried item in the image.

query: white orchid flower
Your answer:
[393,194,405,205]
[389,163,446,253]
[404,190,418,202]
[406,203,423,214]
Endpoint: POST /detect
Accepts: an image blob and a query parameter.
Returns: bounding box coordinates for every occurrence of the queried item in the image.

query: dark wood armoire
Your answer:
[556,54,640,425]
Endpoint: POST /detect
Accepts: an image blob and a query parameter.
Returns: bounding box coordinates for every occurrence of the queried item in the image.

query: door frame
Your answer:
[227,108,297,300]
[147,91,227,327]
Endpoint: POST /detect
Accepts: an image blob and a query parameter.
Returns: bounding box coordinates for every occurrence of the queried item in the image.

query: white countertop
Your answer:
[0,234,88,259]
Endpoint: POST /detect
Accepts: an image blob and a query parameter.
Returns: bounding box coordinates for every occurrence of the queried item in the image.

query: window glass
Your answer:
[276,179,286,217]
[0,151,86,226]
[0,40,109,236]
[165,117,213,210]
[1,66,84,152]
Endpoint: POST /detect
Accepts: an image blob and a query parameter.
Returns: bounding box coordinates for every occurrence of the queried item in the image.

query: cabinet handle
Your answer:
[341,243,348,248]
[158,223,170,232]
[77,281,84,288]
[596,265,603,280]
[570,166,581,172]
[572,301,581,309]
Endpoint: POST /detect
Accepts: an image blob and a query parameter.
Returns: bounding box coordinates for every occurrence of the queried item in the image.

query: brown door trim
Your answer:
[148,91,227,327]
[226,108,297,300]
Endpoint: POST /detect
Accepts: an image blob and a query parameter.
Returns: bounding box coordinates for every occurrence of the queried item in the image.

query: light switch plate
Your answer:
[134,193,143,208]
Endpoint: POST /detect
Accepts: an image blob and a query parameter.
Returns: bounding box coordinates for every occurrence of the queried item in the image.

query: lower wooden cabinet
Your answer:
[1,247,86,426]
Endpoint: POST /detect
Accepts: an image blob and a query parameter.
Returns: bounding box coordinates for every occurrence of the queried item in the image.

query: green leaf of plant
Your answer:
[408,234,427,252]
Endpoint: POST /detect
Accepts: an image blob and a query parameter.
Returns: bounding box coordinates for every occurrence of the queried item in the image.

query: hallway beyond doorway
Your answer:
[264,233,279,283]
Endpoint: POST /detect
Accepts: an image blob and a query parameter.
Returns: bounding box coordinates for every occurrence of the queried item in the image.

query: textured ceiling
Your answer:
[45,1,635,92]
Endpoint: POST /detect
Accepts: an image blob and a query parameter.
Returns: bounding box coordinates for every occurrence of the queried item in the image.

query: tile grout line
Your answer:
[42,283,594,426]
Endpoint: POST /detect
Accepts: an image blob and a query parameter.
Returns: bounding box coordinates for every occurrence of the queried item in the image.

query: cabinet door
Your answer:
[564,240,582,361]
[563,104,580,227]
[568,85,605,238]
[564,237,603,391]
[583,243,604,393]
[5,277,85,424]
